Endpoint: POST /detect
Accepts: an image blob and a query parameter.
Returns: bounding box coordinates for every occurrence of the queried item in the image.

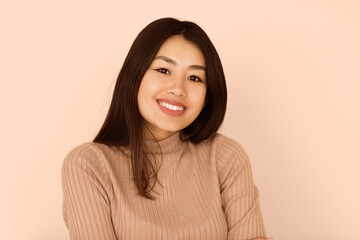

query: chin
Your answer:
[157,124,184,134]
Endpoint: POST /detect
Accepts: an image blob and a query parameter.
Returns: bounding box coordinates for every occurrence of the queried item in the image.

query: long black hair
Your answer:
[93,18,227,199]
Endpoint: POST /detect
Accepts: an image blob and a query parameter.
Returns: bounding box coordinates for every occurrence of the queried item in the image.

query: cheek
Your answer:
[138,75,163,99]
[138,79,153,102]
[137,84,146,105]
[190,87,207,109]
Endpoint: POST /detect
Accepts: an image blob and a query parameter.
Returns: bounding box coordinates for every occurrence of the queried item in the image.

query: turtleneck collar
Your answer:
[143,132,186,154]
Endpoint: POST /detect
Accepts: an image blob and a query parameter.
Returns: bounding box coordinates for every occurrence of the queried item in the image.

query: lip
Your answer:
[156,98,186,108]
[156,98,187,116]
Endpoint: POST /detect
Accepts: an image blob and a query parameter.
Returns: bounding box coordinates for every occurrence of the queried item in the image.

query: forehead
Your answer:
[155,35,205,66]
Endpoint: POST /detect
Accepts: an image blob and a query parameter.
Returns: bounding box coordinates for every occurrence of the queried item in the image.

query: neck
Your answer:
[142,127,179,142]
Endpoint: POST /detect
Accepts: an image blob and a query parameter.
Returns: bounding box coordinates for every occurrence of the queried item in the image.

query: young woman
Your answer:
[62,18,268,240]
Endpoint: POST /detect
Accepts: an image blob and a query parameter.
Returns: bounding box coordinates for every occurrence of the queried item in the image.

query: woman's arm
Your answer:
[216,136,267,239]
[61,143,117,240]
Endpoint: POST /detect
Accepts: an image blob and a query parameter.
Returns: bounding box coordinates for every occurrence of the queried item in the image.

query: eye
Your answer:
[188,75,202,82]
[156,68,170,75]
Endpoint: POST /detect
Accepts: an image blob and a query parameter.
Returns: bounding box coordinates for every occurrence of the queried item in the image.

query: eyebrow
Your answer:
[154,56,206,71]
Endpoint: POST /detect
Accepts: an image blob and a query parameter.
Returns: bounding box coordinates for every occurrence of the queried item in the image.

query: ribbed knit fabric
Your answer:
[61,133,266,240]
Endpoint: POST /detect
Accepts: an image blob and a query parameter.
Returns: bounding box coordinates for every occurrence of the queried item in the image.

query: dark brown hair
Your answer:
[93,18,227,199]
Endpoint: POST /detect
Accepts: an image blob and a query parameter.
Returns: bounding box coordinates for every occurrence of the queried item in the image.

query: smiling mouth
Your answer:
[159,101,185,111]
[156,99,187,114]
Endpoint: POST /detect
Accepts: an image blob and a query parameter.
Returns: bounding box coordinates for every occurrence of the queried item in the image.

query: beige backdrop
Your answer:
[1,0,359,239]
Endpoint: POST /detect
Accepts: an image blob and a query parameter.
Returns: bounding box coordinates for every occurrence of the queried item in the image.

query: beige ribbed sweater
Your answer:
[61,133,266,240]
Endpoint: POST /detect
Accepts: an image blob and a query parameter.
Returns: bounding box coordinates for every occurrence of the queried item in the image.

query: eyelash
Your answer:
[188,75,202,82]
[156,68,170,75]
[156,68,203,82]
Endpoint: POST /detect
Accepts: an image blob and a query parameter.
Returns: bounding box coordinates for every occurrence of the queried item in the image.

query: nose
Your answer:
[166,76,187,97]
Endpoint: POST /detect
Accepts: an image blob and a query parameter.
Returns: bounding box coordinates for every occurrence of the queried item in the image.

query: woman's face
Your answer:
[137,35,207,141]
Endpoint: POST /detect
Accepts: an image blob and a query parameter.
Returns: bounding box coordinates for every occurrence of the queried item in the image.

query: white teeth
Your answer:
[159,101,184,111]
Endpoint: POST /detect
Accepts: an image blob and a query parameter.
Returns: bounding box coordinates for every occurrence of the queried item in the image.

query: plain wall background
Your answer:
[1,0,359,239]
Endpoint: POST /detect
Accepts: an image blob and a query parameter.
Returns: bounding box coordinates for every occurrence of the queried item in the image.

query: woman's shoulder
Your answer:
[208,133,248,154]
[207,133,250,165]
[61,142,118,195]
[62,141,121,172]
[64,142,106,159]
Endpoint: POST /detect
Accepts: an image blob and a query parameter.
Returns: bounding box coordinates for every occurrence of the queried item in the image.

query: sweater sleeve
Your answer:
[216,136,266,240]
[61,143,117,240]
